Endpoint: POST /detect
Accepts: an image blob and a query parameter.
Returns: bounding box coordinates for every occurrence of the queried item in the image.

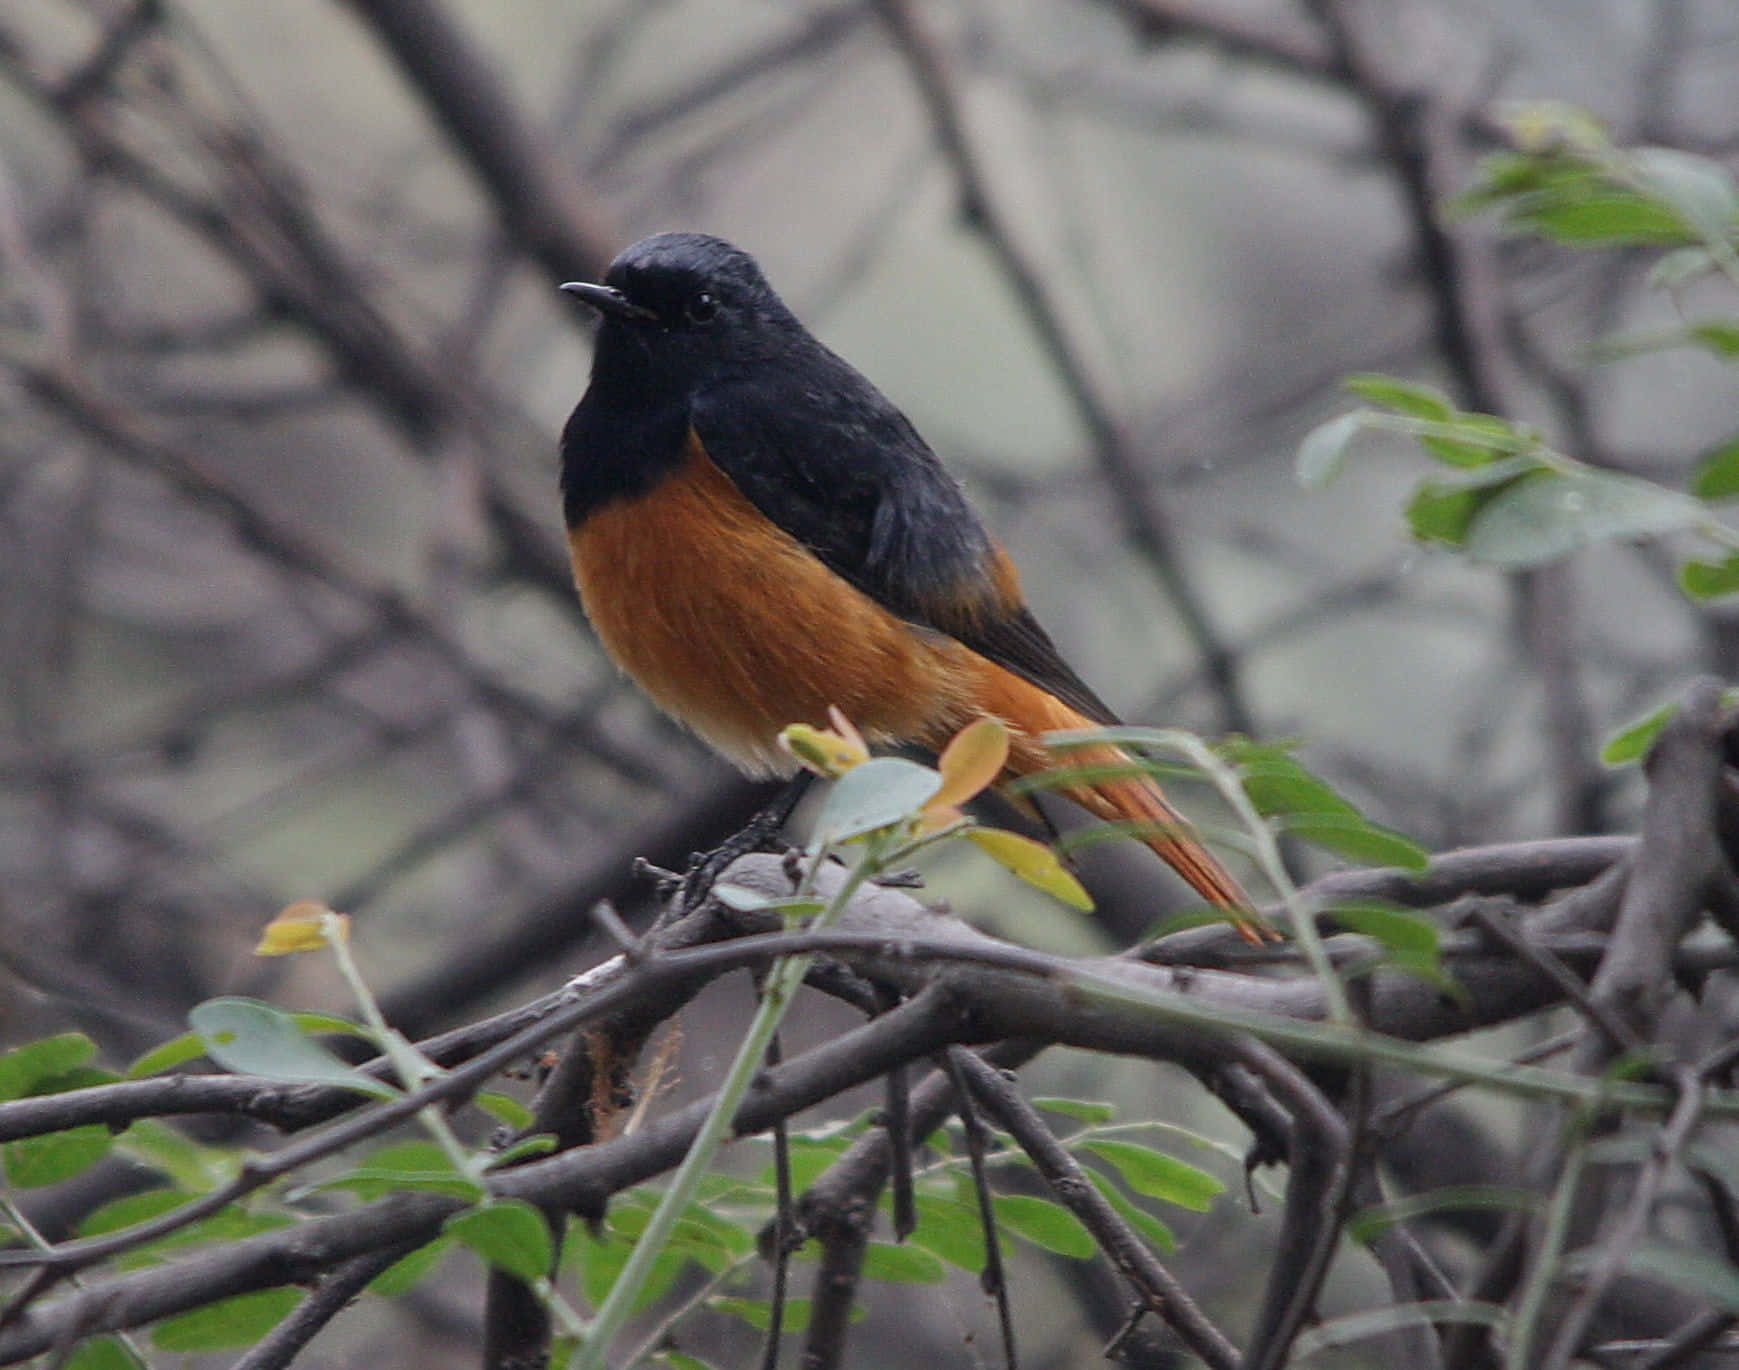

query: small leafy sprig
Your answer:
[1297,104,1739,771]
[1298,104,1739,597]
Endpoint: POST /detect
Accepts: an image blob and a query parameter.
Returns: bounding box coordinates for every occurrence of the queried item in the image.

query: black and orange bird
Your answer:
[559,232,1263,937]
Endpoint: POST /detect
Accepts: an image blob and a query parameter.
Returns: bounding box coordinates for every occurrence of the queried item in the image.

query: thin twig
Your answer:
[954,1051,1239,1370]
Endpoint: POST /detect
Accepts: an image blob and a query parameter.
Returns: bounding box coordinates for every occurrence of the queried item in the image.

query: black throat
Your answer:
[559,338,694,529]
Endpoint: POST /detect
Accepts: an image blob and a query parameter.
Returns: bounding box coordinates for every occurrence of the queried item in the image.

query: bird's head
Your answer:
[562,233,797,394]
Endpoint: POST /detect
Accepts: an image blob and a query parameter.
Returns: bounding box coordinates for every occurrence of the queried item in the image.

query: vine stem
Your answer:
[572,836,885,1370]
[324,913,483,1186]
[326,913,592,1339]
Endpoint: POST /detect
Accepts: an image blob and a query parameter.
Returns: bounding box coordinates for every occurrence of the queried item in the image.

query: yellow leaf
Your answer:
[930,717,1010,812]
[967,829,1093,911]
[778,719,870,778]
[914,804,965,836]
[256,901,348,956]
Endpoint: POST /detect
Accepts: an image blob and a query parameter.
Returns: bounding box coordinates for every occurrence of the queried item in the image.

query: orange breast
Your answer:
[567,436,979,776]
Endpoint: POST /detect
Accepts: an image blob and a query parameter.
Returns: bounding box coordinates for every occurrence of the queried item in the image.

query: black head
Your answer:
[562,233,802,399]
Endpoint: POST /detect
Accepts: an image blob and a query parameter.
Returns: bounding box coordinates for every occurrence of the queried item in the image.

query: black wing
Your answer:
[691,357,1120,727]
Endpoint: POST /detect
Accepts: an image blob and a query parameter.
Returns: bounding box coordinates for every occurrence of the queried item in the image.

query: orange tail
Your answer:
[967,665,1275,944]
[1057,751,1273,944]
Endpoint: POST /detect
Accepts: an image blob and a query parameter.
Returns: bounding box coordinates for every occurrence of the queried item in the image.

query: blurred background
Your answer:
[1,0,1737,1363]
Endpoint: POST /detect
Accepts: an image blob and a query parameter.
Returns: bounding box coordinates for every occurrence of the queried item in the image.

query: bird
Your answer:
[558,232,1264,939]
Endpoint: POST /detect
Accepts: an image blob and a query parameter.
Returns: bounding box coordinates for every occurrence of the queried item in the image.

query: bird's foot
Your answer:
[676,815,789,915]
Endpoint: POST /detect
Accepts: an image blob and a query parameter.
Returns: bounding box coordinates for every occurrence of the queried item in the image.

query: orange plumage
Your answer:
[570,439,1263,940]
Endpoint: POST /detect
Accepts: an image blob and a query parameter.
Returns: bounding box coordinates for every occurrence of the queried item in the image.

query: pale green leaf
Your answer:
[1082,1139,1225,1212]
[1296,410,1367,488]
[1463,469,1701,568]
[189,998,396,1097]
[992,1195,1095,1258]
[813,757,940,843]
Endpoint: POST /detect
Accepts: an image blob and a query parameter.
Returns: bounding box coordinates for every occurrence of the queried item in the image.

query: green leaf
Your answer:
[604,1193,753,1263]
[1343,375,1452,420]
[1085,1171,1176,1252]
[189,998,396,1097]
[1625,1243,1739,1311]
[812,757,940,843]
[761,1135,852,1192]
[1463,469,1702,568]
[1600,701,1678,765]
[1418,413,1528,468]
[1031,1097,1118,1125]
[62,1336,144,1370]
[474,1090,535,1131]
[901,1192,987,1270]
[151,1288,302,1352]
[1328,901,1441,960]
[126,1033,209,1079]
[4,1124,113,1189]
[711,1296,815,1333]
[991,1195,1095,1258]
[78,1188,190,1238]
[289,1011,373,1039]
[1403,456,1543,544]
[1630,147,1739,244]
[1693,437,1739,499]
[859,1240,948,1283]
[1680,554,1739,600]
[490,1134,558,1167]
[1231,745,1358,820]
[368,1237,452,1296]
[678,1202,757,1258]
[1407,483,1485,545]
[571,1220,686,1311]
[1295,411,1367,489]
[1228,745,1429,870]
[326,1141,485,1201]
[446,1199,554,1283]
[1283,813,1431,869]
[657,1354,725,1370]
[1081,1140,1225,1212]
[1518,193,1691,245]
[116,1118,237,1193]
[0,1034,96,1101]
[1690,320,1739,360]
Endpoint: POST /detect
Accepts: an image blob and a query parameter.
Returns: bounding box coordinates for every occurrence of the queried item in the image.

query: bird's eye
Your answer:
[685,292,718,324]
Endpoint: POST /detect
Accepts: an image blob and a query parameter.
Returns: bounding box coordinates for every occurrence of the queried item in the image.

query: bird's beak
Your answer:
[560,281,658,322]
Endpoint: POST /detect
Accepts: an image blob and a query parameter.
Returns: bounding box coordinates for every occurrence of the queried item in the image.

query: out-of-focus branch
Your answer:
[374,769,765,1034]
[1104,0,1334,74]
[340,0,619,282]
[873,0,1254,735]
[1579,677,1729,1053]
